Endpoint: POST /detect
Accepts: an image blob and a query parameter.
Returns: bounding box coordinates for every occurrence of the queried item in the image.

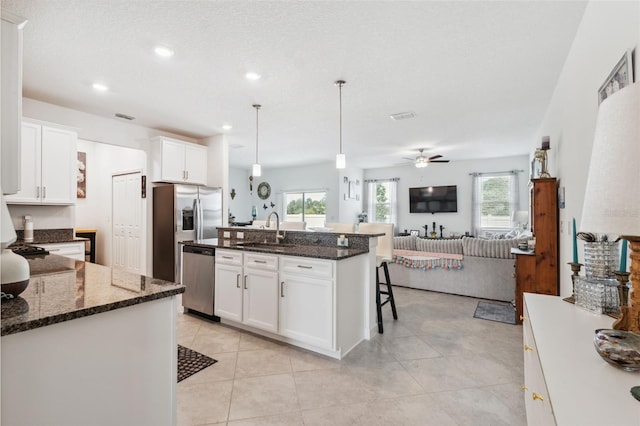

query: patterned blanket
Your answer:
[393,249,463,271]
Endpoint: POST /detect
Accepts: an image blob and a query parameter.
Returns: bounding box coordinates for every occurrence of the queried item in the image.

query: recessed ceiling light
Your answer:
[154,45,174,58]
[92,83,109,92]
[222,124,232,131]
[245,72,261,81]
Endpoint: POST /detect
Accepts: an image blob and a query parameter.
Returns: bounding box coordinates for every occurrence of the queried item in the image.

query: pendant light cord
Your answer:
[253,104,261,164]
[339,82,343,155]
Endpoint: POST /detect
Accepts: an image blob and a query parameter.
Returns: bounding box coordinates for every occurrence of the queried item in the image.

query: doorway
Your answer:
[112,171,143,274]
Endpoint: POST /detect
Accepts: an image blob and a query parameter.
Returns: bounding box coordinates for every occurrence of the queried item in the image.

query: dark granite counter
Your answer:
[14,228,87,244]
[185,238,368,260]
[1,254,184,336]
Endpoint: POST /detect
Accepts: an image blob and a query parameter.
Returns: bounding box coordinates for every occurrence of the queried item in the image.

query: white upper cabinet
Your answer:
[5,121,77,205]
[151,136,207,185]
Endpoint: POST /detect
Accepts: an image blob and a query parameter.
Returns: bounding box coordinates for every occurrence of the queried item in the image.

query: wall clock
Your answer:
[257,182,271,200]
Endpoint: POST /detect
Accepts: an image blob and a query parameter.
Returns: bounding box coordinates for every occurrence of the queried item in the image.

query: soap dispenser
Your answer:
[23,215,34,243]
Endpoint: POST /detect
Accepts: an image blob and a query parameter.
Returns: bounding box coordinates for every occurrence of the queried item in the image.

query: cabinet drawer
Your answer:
[216,249,243,266]
[36,242,85,261]
[244,253,278,271]
[280,256,333,279]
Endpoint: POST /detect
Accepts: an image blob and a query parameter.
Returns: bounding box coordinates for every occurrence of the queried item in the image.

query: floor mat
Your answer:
[473,301,516,325]
[177,344,217,383]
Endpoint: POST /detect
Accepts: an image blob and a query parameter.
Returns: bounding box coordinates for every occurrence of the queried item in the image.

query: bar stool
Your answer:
[359,222,398,333]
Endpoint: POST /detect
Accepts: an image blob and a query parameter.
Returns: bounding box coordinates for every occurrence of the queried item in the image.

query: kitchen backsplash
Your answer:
[7,204,75,230]
[14,228,76,244]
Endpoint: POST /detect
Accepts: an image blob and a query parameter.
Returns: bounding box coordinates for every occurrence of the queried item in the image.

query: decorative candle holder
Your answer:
[612,271,631,331]
[563,262,582,304]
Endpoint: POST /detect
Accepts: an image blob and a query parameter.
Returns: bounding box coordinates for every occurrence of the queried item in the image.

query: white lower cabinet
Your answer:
[279,256,333,349]
[36,242,85,261]
[214,249,336,352]
[214,250,279,333]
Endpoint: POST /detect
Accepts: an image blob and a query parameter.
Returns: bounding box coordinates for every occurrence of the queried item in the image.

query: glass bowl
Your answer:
[593,329,640,372]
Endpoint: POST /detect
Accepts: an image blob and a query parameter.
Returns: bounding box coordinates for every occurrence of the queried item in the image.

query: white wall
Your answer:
[75,139,146,267]
[536,0,639,297]
[228,167,253,223]
[364,155,530,236]
[338,166,364,224]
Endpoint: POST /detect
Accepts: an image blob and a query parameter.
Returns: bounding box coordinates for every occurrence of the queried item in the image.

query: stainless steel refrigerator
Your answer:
[153,184,222,283]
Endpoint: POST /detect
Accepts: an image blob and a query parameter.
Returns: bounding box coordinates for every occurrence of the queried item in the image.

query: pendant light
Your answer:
[335,80,346,169]
[252,104,262,177]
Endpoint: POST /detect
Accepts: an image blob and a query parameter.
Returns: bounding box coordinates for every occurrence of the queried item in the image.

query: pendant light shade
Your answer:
[335,80,346,169]
[252,104,262,177]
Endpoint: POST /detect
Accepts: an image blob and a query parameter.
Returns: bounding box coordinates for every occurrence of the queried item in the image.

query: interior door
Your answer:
[112,172,143,274]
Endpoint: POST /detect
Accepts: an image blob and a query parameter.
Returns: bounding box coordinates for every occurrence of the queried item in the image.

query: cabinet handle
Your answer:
[243,275,248,289]
[520,315,526,321]
[524,345,533,351]
[280,281,285,297]
[521,385,528,391]
[532,393,544,401]
[43,186,46,199]
[36,186,40,198]
[222,256,233,260]
[253,260,267,264]
[236,274,241,288]
[186,170,189,180]
[297,265,313,269]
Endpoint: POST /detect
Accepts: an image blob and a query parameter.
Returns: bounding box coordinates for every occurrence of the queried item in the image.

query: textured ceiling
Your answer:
[2,0,587,169]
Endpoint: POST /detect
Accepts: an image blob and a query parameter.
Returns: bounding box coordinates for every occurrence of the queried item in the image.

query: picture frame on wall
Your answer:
[348,180,356,199]
[598,49,634,104]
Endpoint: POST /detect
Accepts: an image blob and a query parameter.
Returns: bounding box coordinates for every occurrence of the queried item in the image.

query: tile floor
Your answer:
[176,286,525,426]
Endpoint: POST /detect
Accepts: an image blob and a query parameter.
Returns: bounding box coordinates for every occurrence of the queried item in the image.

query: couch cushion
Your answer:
[462,236,526,258]
[393,235,417,251]
[415,238,464,254]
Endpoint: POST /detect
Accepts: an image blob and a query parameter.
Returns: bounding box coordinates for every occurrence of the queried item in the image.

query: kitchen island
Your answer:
[184,227,382,359]
[1,254,184,426]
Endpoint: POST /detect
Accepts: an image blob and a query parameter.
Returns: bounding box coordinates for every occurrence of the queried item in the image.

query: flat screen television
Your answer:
[409,185,458,213]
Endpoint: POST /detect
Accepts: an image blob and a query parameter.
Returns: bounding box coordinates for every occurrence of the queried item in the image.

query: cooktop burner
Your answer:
[10,245,49,257]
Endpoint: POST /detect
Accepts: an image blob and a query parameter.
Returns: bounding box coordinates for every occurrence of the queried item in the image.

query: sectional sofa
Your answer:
[388,235,526,302]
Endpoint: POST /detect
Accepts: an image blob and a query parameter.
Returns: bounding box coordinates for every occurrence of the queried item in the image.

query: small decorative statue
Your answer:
[423,224,429,236]
[251,206,257,220]
[430,221,437,239]
[440,225,445,239]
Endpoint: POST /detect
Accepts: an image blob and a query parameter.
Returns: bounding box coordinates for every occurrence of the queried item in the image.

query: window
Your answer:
[365,179,398,228]
[284,191,326,227]
[471,171,520,236]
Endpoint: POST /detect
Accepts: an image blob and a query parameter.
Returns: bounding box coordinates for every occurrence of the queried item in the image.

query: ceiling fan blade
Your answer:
[402,157,415,161]
[428,154,443,160]
[429,160,450,163]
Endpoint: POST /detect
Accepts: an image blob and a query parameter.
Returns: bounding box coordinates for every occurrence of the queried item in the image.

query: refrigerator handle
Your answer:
[194,198,203,241]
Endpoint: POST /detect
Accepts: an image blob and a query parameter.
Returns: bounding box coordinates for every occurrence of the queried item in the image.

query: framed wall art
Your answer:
[598,49,634,104]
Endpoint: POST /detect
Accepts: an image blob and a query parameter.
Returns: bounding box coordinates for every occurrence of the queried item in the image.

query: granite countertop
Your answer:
[14,228,88,244]
[1,254,184,336]
[185,239,368,260]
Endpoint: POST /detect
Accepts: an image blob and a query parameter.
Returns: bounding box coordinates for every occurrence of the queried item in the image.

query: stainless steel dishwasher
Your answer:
[182,245,217,319]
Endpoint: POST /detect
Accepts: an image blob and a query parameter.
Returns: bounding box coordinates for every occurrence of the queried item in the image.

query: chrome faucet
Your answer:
[266,211,285,243]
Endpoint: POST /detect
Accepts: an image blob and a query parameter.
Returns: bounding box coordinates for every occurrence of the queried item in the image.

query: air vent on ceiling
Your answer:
[115,113,135,120]
[389,111,416,121]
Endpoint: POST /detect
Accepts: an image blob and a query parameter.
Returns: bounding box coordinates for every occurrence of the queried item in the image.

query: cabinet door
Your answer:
[184,144,207,185]
[5,122,41,203]
[214,263,243,322]
[160,139,186,182]
[279,273,333,349]
[243,268,279,333]
[36,242,85,261]
[40,126,76,204]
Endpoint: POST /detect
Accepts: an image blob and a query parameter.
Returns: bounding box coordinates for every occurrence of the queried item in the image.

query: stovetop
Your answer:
[10,245,49,257]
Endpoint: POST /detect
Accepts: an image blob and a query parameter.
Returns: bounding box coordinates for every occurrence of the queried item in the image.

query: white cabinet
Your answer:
[243,253,279,333]
[214,250,279,333]
[214,250,243,322]
[1,13,27,195]
[279,256,334,349]
[151,136,207,185]
[36,242,85,261]
[5,121,77,205]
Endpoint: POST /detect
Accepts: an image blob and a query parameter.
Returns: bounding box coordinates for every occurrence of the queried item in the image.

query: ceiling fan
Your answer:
[403,149,450,168]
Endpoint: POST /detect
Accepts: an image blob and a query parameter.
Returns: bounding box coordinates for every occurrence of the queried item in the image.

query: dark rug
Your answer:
[177,345,217,383]
[473,301,516,325]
